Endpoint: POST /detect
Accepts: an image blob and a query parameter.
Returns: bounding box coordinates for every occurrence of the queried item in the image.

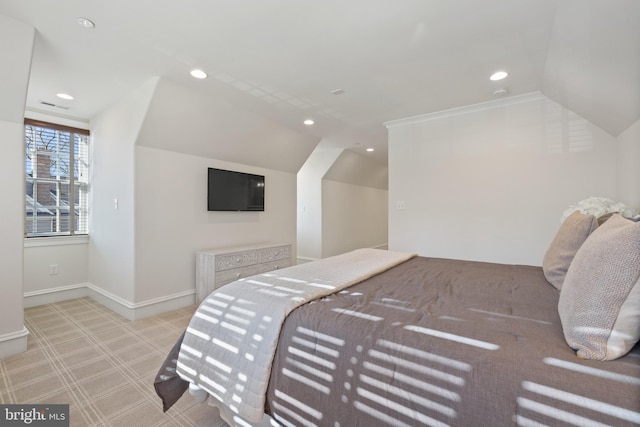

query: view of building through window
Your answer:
[24,119,89,236]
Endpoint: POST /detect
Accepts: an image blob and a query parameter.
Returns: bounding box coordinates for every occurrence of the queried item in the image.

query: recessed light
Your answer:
[303,119,314,125]
[366,148,374,152]
[490,71,508,81]
[190,69,208,79]
[76,17,95,29]
[56,93,74,100]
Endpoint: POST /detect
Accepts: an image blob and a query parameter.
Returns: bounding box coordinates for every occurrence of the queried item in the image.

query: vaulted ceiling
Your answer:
[2,0,639,164]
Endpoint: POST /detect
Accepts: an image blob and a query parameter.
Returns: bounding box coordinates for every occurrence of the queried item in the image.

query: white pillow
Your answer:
[558,214,640,360]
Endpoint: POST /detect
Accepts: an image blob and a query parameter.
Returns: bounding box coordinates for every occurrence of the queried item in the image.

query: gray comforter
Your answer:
[264,256,640,426]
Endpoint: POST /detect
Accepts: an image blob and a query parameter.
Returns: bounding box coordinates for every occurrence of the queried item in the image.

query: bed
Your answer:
[155,212,640,427]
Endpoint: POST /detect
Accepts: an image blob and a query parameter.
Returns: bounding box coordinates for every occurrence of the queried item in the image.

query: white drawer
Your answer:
[215,263,264,284]
[215,251,258,271]
[258,259,292,274]
[258,245,291,263]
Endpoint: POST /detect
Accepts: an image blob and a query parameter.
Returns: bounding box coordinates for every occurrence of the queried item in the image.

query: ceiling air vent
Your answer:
[39,101,70,110]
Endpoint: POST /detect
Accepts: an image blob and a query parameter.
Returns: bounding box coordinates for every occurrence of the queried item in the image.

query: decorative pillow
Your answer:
[542,211,598,290]
[558,214,640,360]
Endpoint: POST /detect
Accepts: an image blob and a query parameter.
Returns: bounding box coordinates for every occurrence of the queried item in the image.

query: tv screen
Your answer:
[207,168,265,211]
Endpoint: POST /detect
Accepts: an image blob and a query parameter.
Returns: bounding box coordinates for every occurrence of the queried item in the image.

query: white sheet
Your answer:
[176,248,415,423]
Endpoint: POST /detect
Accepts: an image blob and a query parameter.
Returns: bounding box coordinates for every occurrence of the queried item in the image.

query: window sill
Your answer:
[24,235,90,248]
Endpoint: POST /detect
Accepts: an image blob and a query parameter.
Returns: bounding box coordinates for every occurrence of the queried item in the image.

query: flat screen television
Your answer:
[207,168,265,211]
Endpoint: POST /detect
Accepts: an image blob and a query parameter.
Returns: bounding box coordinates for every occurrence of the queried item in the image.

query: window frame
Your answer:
[24,118,90,238]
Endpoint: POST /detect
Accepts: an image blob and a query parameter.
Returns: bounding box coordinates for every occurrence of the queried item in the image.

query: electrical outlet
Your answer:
[49,264,59,275]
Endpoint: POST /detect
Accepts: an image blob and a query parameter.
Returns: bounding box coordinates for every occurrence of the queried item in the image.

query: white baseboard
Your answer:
[0,327,29,359]
[87,284,196,320]
[24,284,90,308]
[24,283,196,321]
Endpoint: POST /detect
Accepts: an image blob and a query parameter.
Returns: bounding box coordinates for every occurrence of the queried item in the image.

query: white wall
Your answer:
[23,239,88,294]
[322,180,388,257]
[88,77,159,303]
[297,145,389,260]
[297,145,343,259]
[0,14,34,357]
[387,93,618,266]
[324,149,388,190]
[136,78,319,173]
[134,145,297,302]
[0,121,29,357]
[617,119,640,209]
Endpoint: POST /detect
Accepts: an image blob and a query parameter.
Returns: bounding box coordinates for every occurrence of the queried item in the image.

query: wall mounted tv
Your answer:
[207,168,265,211]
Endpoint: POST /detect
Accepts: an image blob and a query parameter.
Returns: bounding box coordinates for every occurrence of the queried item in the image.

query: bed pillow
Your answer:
[558,214,640,360]
[542,211,598,290]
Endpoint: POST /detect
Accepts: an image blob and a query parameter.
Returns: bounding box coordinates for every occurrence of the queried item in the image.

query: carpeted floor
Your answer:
[0,297,227,427]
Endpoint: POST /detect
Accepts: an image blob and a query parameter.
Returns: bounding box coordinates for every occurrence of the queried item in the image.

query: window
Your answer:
[24,119,90,237]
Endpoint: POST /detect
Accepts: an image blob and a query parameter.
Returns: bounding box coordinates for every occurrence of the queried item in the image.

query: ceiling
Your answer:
[2,0,639,164]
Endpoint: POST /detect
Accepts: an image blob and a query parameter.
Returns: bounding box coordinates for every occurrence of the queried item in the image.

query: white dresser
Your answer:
[195,242,292,303]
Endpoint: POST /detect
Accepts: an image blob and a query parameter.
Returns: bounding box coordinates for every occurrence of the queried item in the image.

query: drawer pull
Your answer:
[274,265,279,269]
[236,273,241,278]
